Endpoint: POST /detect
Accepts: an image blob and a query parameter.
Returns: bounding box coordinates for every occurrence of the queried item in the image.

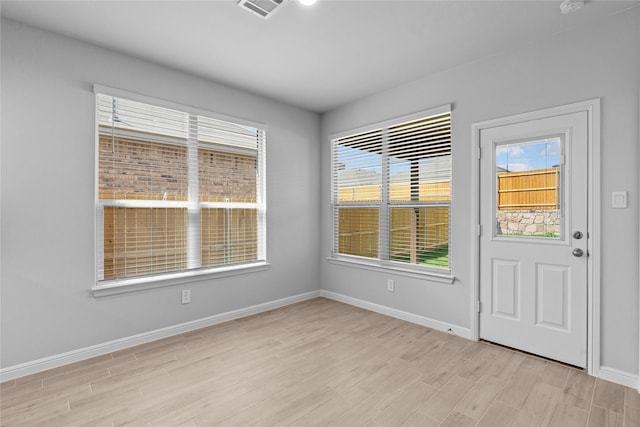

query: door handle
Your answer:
[572,248,584,257]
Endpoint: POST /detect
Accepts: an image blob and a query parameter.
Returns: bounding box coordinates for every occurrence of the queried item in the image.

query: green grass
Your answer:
[498,231,559,238]
[391,246,449,267]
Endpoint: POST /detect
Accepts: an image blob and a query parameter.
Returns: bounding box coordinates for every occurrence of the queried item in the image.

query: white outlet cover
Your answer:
[181,289,191,304]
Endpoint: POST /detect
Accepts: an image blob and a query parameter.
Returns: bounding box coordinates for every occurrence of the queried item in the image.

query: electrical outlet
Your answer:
[387,279,395,292]
[181,289,191,304]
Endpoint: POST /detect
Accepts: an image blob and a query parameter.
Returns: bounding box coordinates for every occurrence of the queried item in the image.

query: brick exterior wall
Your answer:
[99,135,257,202]
[198,148,256,202]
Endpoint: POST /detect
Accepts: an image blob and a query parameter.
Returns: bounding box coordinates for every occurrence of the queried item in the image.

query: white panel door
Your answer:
[479,111,588,368]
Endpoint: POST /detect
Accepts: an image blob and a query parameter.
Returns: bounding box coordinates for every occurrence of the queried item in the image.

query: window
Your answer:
[95,88,266,288]
[330,106,451,274]
[495,137,562,239]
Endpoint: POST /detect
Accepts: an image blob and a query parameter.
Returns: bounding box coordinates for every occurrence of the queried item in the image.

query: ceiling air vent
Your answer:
[237,0,286,19]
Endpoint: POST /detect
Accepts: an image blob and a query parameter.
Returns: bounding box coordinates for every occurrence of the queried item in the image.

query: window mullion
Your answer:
[331,138,338,255]
[257,130,267,262]
[96,205,105,281]
[379,128,390,261]
[187,114,201,270]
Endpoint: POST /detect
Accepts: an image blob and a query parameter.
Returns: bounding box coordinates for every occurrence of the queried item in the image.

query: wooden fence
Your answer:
[337,168,558,209]
[337,207,449,262]
[337,180,451,203]
[103,207,188,280]
[336,167,559,262]
[389,207,449,261]
[337,208,379,258]
[103,207,257,280]
[497,167,559,211]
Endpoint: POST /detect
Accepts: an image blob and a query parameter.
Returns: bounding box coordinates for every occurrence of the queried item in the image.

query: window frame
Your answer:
[329,105,454,284]
[92,85,268,297]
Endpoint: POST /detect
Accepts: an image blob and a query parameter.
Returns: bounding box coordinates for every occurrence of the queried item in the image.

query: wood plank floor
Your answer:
[1,297,636,426]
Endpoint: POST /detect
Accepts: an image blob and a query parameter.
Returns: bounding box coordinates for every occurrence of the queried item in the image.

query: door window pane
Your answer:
[495,138,562,239]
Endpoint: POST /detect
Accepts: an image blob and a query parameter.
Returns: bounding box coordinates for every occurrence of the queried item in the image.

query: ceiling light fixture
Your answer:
[560,0,584,14]
[298,0,317,6]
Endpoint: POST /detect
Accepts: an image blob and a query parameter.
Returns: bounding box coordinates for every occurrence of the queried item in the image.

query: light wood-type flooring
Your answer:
[1,297,638,426]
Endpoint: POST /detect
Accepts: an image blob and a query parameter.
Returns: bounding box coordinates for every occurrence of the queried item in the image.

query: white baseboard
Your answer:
[598,365,639,389]
[5,289,635,391]
[0,290,321,382]
[320,290,473,340]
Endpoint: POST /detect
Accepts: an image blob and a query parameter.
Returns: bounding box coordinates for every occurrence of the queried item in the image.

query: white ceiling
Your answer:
[2,0,638,112]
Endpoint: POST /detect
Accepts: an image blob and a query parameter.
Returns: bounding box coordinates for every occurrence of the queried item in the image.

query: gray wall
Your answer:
[0,19,321,368]
[320,9,639,375]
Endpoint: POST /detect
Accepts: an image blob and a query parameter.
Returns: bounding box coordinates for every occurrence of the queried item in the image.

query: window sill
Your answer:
[92,262,271,297]
[327,256,455,284]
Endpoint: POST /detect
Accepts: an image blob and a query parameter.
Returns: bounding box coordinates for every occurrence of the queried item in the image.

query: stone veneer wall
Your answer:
[496,209,560,236]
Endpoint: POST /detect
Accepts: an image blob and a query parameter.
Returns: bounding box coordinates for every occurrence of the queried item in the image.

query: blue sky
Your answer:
[337,137,560,177]
[495,138,561,172]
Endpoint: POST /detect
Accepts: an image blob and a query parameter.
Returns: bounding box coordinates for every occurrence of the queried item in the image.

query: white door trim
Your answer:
[470,99,600,376]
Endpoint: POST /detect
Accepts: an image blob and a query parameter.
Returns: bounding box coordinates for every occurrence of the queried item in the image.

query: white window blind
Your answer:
[331,106,451,271]
[95,89,266,285]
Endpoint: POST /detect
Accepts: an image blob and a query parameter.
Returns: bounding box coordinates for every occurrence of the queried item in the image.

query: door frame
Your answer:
[470,99,601,376]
